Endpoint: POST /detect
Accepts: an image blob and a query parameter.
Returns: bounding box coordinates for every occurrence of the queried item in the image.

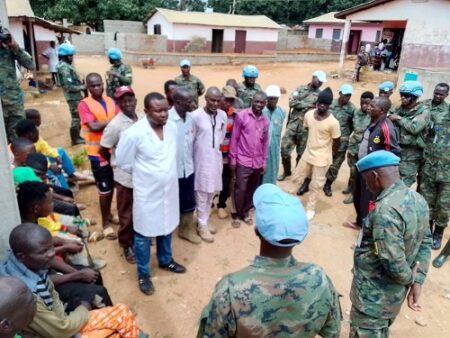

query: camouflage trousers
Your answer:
[1,95,25,141]
[349,306,393,338]
[67,100,81,129]
[326,148,348,182]
[347,152,358,189]
[399,147,423,187]
[280,122,308,163]
[419,174,450,229]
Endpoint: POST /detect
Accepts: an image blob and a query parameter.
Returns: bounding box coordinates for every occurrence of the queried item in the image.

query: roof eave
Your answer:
[335,0,392,19]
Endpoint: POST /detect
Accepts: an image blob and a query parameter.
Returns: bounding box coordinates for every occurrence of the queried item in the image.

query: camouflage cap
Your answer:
[253,184,308,247]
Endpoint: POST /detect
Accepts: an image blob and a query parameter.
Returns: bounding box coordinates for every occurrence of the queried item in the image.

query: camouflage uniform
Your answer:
[56,60,86,142]
[0,46,34,140]
[280,85,319,163]
[419,100,450,232]
[236,82,262,108]
[106,62,132,98]
[394,102,430,187]
[198,255,342,338]
[347,109,371,189]
[350,180,432,337]
[174,74,205,108]
[326,99,357,182]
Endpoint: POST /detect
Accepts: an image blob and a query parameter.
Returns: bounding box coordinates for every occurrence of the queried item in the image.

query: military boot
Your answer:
[277,158,292,181]
[432,239,450,268]
[323,179,333,197]
[296,178,311,196]
[178,212,202,244]
[70,126,85,145]
[432,226,444,250]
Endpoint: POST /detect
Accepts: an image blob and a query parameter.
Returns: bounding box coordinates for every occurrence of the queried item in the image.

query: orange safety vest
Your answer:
[80,96,116,157]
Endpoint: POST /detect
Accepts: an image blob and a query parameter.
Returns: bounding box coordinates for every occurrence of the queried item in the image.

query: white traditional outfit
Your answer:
[191,107,227,230]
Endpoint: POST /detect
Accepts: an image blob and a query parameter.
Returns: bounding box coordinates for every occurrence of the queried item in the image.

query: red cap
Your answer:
[114,86,135,99]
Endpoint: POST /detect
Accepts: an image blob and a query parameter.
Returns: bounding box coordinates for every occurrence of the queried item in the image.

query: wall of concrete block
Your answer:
[72,33,105,54]
[103,20,145,33]
[277,30,333,51]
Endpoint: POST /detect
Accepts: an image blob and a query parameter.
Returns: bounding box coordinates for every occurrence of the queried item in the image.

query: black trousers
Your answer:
[218,164,232,209]
[353,171,374,226]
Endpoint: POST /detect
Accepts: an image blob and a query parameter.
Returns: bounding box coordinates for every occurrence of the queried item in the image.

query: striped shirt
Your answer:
[219,107,237,163]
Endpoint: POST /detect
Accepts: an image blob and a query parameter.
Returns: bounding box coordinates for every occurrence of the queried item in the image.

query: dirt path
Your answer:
[27,57,450,338]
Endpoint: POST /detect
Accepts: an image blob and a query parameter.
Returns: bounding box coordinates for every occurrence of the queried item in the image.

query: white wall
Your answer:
[34,25,57,41]
[146,12,174,38]
[8,20,25,48]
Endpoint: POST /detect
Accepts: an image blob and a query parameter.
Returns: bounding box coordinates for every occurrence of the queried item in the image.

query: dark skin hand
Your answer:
[407,262,422,311]
[50,268,99,285]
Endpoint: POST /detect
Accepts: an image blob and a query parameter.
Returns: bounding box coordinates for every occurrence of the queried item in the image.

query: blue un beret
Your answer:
[356,150,400,173]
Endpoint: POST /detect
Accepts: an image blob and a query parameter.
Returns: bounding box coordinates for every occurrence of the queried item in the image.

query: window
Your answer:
[315,28,323,38]
[332,28,341,40]
[154,24,161,35]
[375,30,381,42]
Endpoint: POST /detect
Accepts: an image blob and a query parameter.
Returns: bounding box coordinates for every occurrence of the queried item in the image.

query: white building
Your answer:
[144,8,280,54]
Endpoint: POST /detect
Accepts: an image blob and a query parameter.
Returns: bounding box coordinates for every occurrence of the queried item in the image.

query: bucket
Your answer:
[404,72,418,81]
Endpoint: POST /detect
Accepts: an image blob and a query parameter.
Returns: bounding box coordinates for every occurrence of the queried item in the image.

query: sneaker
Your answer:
[123,247,135,264]
[138,278,154,295]
[197,228,214,243]
[159,259,186,273]
[217,208,228,219]
[343,194,353,204]
[306,210,315,221]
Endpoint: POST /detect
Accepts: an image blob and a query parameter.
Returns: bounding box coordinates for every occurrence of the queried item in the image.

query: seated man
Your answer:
[10,137,35,168]
[0,224,147,338]
[198,183,342,337]
[0,276,37,338]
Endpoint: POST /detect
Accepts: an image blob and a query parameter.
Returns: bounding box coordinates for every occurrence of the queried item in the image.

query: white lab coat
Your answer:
[115,117,179,237]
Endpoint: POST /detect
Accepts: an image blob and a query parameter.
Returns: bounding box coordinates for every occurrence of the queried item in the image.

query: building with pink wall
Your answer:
[304,11,383,54]
[145,8,280,54]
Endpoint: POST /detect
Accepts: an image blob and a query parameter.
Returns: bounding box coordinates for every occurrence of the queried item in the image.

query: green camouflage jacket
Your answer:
[56,61,86,102]
[329,99,357,150]
[348,108,370,155]
[237,82,262,108]
[198,255,342,338]
[394,102,430,149]
[423,100,450,182]
[287,84,320,129]
[0,46,34,105]
[175,74,205,105]
[106,62,132,98]
[350,180,432,320]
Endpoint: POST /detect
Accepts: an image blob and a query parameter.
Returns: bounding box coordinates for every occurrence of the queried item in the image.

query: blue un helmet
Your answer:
[57,43,76,57]
[242,65,259,78]
[107,47,122,61]
[399,80,424,97]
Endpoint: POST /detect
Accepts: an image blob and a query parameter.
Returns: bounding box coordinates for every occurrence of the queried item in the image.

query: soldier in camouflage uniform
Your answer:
[323,84,357,197]
[389,81,430,187]
[351,150,432,338]
[236,65,262,109]
[278,70,325,185]
[198,184,342,338]
[0,28,34,141]
[105,48,132,99]
[56,43,86,145]
[419,83,450,250]
[175,59,205,108]
[378,81,395,114]
[344,91,374,204]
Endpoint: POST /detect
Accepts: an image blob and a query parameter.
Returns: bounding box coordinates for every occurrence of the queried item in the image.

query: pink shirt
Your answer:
[229,108,269,170]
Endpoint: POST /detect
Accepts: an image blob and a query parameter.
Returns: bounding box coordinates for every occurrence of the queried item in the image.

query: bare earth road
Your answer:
[26,56,450,338]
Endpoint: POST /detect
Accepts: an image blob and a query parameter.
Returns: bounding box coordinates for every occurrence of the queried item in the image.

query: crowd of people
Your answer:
[1,34,450,338]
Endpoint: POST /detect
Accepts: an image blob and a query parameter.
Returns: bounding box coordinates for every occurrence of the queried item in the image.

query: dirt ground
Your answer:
[26,57,450,338]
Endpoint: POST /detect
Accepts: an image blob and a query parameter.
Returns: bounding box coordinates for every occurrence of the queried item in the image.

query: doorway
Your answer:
[234,30,246,53]
[211,29,224,53]
[347,30,362,54]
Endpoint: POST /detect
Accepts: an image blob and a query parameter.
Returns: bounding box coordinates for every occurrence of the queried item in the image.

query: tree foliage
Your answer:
[30,0,369,31]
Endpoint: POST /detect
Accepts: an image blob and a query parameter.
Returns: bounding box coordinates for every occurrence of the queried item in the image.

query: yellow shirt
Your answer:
[35,136,59,158]
[38,214,62,236]
[302,109,341,167]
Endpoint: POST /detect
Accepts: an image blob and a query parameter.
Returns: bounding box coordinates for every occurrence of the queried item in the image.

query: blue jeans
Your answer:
[134,232,173,279]
[47,148,76,189]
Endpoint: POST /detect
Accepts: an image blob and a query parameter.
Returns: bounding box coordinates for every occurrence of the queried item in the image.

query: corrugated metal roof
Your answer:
[146,8,280,29]
[6,0,35,17]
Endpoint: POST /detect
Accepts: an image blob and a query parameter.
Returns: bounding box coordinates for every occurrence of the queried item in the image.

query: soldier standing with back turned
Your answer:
[277,70,325,185]
[56,43,86,145]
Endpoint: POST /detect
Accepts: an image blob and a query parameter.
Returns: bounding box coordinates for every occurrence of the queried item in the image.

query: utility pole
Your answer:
[0,0,21,260]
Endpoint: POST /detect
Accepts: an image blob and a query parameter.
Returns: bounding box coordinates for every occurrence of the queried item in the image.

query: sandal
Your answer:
[231,219,241,228]
[103,226,118,240]
[76,203,86,211]
[243,217,253,226]
[88,231,104,242]
[343,221,360,230]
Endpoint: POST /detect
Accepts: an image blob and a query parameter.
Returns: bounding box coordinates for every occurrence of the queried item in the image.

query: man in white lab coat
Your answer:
[116,92,186,296]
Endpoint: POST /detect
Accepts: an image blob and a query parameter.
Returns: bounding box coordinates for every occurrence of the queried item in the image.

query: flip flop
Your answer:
[343,221,360,230]
[103,226,118,240]
[243,217,253,226]
[231,219,241,228]
[88,231,104,242]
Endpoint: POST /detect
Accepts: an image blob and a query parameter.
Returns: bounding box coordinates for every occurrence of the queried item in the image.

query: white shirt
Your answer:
[168,107,194,179]
[42,47,58,73]
[115,117,179,237]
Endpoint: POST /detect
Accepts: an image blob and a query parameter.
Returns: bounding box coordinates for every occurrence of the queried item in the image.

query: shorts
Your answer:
[90,159,114,194]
